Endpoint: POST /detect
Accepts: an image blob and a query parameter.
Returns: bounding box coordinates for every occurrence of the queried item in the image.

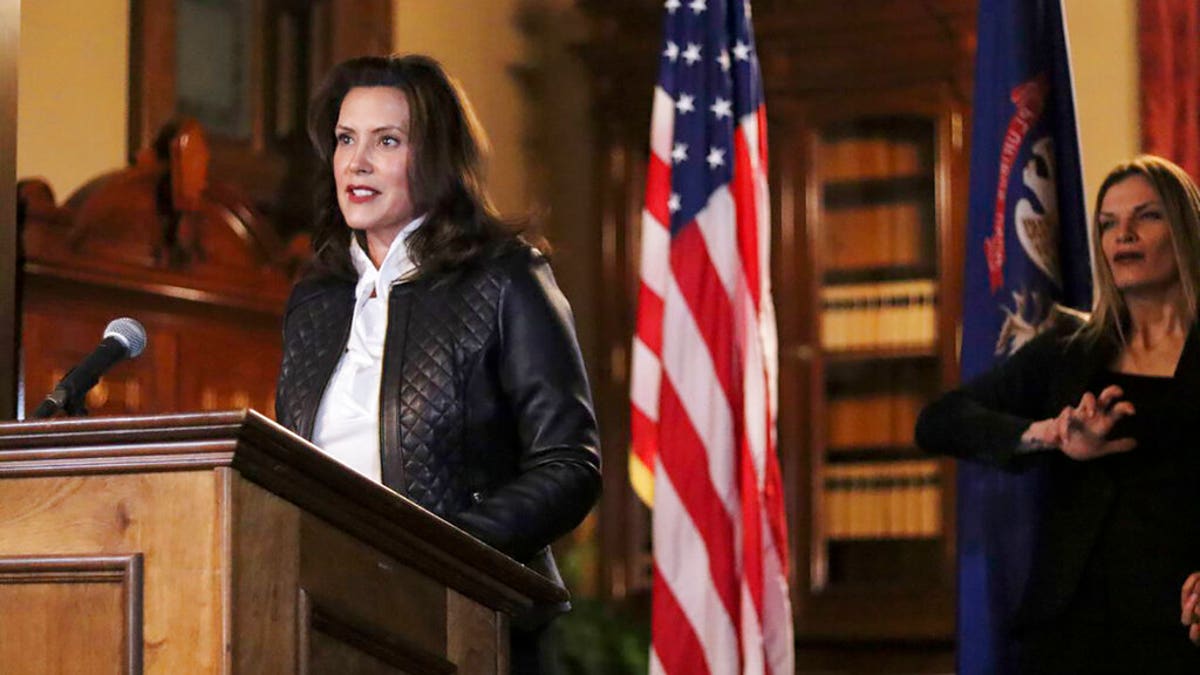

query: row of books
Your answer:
[822,460,942,539]
[823,202,925,271]
[827,393,923,449]
[818,139,923,183]
[820,279,937,351]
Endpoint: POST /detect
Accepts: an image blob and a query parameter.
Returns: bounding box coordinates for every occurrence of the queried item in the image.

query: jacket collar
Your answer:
[349,215,426,302]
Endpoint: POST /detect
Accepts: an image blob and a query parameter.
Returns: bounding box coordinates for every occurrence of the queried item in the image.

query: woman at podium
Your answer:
[274,54,601,673]
[917,155,1200,673]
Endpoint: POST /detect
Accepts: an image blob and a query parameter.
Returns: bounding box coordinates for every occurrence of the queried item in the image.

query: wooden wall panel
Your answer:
[20,291,282,420]
[22,309,180,418]
[178,322,281,416]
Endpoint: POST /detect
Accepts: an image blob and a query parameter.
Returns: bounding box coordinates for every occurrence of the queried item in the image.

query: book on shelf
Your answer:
[820,279,937,352]
[820,137,922,183]
[822,459,941,539]
[823,202,924,271]
[827,393,924,448]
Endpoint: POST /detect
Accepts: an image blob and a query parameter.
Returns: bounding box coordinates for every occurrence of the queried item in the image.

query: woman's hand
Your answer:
[1020,386,1136,459]
[1019,416,1063,450]
[1056,385,1137,460]
[1181,572,1200,645]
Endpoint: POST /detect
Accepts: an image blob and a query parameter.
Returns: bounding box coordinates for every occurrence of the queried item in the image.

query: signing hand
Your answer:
[1055,385,1137,461]
[1021,386,1137,458]
[1181,572,1200,645]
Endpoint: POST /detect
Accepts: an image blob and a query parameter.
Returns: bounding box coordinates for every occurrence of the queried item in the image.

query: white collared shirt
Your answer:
[311,217,425,482]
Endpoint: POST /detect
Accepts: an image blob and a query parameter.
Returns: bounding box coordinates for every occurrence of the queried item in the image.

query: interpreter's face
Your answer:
[333,86,416,253]
[1098,174,1179,295]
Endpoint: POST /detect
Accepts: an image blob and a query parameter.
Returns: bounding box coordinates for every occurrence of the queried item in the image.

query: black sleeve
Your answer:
[915,327,1070,470]
[274,282,309,426]
[450,256,603,561]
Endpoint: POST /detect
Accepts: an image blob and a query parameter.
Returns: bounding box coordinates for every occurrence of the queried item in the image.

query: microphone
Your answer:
[33,318,148,419]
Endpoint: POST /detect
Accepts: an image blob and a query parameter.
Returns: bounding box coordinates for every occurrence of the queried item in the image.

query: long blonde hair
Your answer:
[1081,155,1200,344]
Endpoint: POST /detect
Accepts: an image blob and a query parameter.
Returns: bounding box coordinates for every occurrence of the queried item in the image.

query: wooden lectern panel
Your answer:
[300,590,455,675]
[307,629,411,674]
[0,555,142,675]
[0,412,565,674]
[0,472,225,671]
[230,472,457,674]
[447,589,506,675]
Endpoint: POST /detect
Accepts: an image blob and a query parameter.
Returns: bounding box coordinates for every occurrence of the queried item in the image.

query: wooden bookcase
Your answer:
[772,85,967,668]
[814,116,945,580]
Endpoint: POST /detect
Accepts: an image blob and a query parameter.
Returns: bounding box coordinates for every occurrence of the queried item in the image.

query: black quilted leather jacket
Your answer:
[275,245,602,605]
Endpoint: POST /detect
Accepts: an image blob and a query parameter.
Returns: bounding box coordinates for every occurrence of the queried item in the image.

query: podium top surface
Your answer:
[0,409,568,612]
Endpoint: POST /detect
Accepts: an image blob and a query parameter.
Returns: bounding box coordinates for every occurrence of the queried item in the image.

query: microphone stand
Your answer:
[32,367,91,418]
[59,386,90,417]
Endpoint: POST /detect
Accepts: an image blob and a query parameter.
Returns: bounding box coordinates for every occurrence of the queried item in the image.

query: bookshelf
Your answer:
[814,116,948,586]
[774,92,965,649]
[821,115,948,598]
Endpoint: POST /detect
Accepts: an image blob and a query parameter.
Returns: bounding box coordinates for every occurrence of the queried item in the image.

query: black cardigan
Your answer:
[916,313,1200,631]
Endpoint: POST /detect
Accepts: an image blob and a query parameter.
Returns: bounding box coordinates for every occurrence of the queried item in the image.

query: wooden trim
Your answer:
[0,410,567,613]
[128,0,177,156]
[298,589,455,675]
[23,261,289,315]
[0,554,144,675]
[0,440,239,476]
[217,468,236,675]
[0,0,16,419]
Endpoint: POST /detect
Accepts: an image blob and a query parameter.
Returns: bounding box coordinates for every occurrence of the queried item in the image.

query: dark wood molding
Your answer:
[0,0,16,420]
[128,0,176,159]
[0,410,567,613]
[22,261,288,316]
[298,589,455,675]
[0,554,144,675]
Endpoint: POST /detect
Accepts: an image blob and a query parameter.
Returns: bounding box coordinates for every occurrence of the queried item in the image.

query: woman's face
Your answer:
[333,86,416,250]
[1098,174,1179,295]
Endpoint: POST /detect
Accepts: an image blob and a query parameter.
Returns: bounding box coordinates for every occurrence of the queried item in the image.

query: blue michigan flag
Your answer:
[959,0,1092,673]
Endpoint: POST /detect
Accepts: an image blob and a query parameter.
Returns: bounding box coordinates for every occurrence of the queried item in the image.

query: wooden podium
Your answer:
[0,410,566,674]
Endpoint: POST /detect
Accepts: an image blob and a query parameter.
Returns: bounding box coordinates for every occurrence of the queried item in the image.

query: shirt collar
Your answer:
[349,215,426,300]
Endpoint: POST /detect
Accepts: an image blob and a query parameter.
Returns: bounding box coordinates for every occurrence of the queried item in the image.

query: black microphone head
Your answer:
[104,318,147,358]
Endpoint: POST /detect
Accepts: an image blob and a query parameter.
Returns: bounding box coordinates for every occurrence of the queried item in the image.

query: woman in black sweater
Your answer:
[917,155,1200,673]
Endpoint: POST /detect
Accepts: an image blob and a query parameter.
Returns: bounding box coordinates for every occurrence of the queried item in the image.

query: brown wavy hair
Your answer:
[1081,154,1200,344]
[306,54,522,279]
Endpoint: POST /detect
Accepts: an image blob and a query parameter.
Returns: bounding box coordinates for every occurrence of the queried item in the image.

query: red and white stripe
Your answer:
[631,84,795,674]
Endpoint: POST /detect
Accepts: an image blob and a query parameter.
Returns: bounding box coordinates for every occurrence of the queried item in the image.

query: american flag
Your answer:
[629,1,794,673]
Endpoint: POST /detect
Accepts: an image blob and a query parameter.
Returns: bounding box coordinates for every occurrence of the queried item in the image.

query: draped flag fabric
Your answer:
[959,0,1092,672]
[628,0,794,672]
